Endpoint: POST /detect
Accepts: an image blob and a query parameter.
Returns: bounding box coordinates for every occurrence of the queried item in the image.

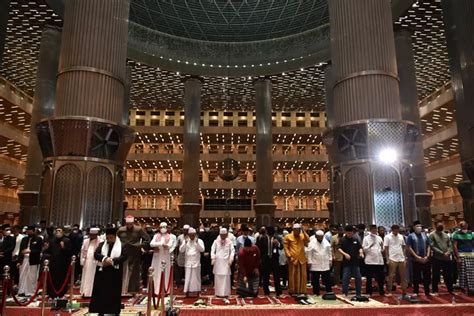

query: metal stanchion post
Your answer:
[160,260,166,316]
[169,254,174,311]
[69,256,76,304]
[146,267,154,316]
[2,266,10,316]
[41,260,50,316]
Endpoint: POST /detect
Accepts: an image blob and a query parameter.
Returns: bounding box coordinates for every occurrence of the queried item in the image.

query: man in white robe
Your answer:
[211,228,235,302]
[179,227,204,297]
[150,222,176,295]
[18,226,42,296]
[176,224,190,287]
[80,227,101,297]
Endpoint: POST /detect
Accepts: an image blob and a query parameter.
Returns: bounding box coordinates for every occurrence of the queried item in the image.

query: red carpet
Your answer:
[178,305,474,316]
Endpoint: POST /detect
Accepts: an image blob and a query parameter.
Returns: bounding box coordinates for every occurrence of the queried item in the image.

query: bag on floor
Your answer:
[322,292,337,300]
[351,295,369,302]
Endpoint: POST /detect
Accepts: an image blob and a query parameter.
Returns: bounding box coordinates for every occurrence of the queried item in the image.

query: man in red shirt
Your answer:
[237,238,261,298]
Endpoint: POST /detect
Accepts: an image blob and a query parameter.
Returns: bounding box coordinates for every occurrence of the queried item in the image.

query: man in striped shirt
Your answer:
[453,221,474,294]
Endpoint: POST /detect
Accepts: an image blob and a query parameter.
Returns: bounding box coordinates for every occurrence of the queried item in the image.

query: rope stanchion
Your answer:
[1,266,10,316]
[166,265,174,294]
[169,253,175,310]
[160,260,166,316]
[47,264,72,297]
[69,255,76,304]
[41,260,49,316]
[146,267,154,316]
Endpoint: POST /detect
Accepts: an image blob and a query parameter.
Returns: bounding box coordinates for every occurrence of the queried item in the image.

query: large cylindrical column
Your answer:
[179,78,202,228]
[442,0,474,224]
[18,25,61,225]
[254,78,276,227]
[395,29,432,226]
[331,0,401,125]
[324,64,337,224]
[325,0,418,228]
[55,0,128,122]
[36,0,134,228]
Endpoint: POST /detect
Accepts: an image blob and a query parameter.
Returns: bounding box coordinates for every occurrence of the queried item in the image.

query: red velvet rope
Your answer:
[0,278,8,311]
[46,265,72,296]
[9,278,43,306]
[166,265,173,293]
[152,269,170,310]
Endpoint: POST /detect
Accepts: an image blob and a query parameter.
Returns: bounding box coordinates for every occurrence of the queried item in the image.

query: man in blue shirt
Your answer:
[407,221,432,296]
[236,224,255,256]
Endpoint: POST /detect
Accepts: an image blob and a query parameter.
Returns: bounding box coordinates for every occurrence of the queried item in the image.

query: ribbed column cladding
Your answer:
[56,0,130,122]
[328,0,401,126]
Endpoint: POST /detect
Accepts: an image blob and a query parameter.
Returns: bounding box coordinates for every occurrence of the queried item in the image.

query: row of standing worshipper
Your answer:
[8,225,80,299]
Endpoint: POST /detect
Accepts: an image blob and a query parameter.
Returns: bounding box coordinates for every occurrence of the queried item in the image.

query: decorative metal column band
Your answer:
[51,164,82,226]
[328,0,401,125]
[373,166,404,228]
[55,0,130,122]
[343,167,371,225]
[83,166,113,228]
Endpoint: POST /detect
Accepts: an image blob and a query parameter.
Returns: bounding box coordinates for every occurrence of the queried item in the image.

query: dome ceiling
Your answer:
[129,0,329,42]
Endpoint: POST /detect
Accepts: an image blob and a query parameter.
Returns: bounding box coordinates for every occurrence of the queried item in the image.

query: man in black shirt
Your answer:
[338,225,364,297]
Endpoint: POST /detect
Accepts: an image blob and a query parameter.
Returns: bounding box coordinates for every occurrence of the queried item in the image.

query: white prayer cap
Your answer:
[316,230,324,236]
[125,215,135,223]
[183,224,190,230]
[188,228,196,234]
[293,223,301,229]
[282,230,289,236]
[90,228,100,234]
[159,222,167,228]
[220,228,228,234]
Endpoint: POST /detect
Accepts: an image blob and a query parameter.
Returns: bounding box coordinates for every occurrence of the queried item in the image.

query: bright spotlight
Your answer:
[378,148,398,164]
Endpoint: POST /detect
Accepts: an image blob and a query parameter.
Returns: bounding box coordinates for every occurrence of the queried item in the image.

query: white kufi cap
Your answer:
[293,223,301,229]
[220,228,228,234]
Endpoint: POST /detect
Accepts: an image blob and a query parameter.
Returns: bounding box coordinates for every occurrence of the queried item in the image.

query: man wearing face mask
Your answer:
[199,222,216,285]
[453,221,474,294]
[236,224,255,256]
[70,224,84,282]
[211,228,235,302]
[18,226,43,296]
[407,221,432,296]
[307,230,332,296]
[179,227,204,297]
[0,225,15,275]
[80,227,101,297]
[429,222,453,295]
[43,227,72,298]
[339,225,364,298]
[330,225,344,287]
[118,215,150,295]
[362,225,385,296]
[150,222,176,295]
[284,223,310,295]
[257,226,283,296]
[176,224,191,288]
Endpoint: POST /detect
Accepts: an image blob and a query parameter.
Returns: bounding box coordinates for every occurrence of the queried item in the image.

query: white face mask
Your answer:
[160,228,167,234]
[5,230,11,236]
[414,227,422,234]
[461,229,468,234]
